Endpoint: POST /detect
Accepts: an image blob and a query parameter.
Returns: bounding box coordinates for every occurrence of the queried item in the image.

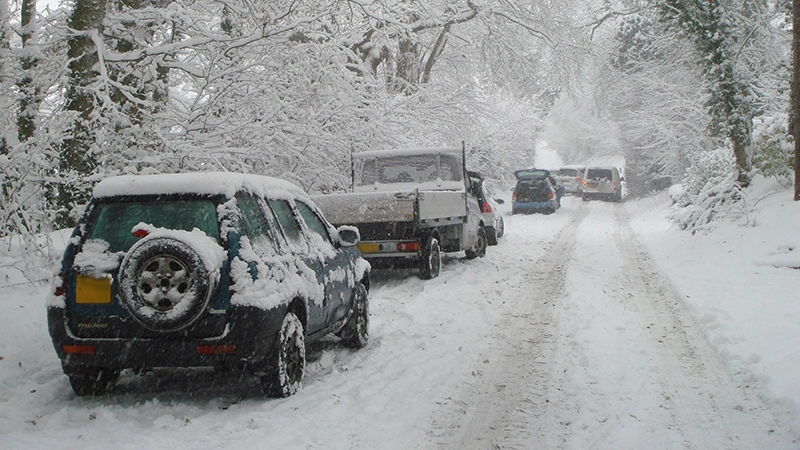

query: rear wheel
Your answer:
[337,283,369,348]
[68,368,119,397]
[419,237,441,280]
[465,227,487,259]
[260,312,305,398]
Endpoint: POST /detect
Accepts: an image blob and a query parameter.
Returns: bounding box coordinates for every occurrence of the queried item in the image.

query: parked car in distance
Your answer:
[47,172,370,398]
[554,165,586,195]
[468,171,505,245]
[582,166,623,201]
[512,168,562,214]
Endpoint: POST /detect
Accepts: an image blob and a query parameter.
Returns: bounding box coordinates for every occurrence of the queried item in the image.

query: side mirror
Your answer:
[336,225,361,247]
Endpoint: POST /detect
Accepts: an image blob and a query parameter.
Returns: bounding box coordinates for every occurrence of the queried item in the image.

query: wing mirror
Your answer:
[336,225,361,247]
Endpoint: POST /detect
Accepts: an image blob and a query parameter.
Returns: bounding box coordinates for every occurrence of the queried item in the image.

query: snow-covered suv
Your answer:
[47,172,370,397]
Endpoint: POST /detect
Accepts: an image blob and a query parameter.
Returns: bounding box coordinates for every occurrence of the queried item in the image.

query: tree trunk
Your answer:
[794,0,800,200]
[56,0,107,228]
[17,0,38,143]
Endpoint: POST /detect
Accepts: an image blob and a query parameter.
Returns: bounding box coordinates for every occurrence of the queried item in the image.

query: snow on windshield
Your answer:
[354,149,463,185]
[130,223,227,282]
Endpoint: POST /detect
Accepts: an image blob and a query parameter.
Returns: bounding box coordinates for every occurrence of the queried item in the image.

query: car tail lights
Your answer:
[63,345,96,355]
[397,242,419,252]
[54,272,67,297]
[512,191,518,201]
[547,190,554,200]
[481,202,493,213]
[197,345,237,355]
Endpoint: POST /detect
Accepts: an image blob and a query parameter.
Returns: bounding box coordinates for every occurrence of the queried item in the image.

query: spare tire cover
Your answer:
[119,236,214,331]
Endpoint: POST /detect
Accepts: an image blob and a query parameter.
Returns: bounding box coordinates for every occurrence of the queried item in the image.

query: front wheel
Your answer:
[419,237,442,280]
[465,227,487,259]
[260,312,305,398]
[337,283,369,348]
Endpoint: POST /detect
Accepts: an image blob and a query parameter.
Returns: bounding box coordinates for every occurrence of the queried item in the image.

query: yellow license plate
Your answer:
[75,275,112,304]
[357,243,379,254]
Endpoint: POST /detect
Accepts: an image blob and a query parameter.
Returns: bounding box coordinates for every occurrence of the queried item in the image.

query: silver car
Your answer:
[554,166,586,195]
[468,171,505,245]
[582,166,623,201]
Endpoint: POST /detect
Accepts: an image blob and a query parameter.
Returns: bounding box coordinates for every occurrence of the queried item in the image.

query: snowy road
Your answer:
[432,199,793,449]
[0,197,797,449]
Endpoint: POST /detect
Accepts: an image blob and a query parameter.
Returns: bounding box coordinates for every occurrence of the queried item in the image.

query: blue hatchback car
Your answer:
[511,168,563,214]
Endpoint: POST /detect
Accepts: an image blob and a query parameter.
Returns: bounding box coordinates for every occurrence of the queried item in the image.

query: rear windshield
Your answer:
[87,199,220,253]
[586,169,613,181]
[558,169,578,176]
[357,153,463,185]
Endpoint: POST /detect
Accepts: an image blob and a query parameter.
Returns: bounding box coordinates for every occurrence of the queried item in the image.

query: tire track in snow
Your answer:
[430,206,589,449]
[533,201,794,449]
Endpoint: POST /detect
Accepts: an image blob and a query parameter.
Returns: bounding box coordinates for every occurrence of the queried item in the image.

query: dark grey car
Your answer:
[47,172,370,397]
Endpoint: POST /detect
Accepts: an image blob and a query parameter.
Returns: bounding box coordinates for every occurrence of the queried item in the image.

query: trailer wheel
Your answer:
[419,237,441,280]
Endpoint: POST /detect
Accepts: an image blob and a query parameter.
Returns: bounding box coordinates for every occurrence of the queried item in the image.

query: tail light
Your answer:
[480,202,492,213]
[54,272,67,297]
[63,345,96,355]
[582,180,587,186]
[397,242,419,252]
[197,345,237,355]
[547,190,554,200]
[512,191,518,201]
[575,177,581,182]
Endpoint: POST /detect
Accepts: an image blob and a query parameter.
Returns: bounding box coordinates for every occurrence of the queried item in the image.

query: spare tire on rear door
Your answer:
[119,235,215,332]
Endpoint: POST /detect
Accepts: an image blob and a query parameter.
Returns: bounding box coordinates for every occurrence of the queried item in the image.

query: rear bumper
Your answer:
[48,305,284,374]
[512,200,557,213]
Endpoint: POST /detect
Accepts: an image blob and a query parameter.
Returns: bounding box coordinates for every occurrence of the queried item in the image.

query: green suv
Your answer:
[47,172,370,397]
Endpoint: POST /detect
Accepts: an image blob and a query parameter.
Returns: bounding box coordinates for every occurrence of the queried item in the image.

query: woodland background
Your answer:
[0,0,794,266]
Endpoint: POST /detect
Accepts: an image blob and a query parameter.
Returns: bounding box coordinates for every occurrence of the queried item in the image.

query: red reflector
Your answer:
[63,345,96,355]
[132,228,150,238]
[480,202,492,213]
[197,345,236,355]
[397,242,420,252]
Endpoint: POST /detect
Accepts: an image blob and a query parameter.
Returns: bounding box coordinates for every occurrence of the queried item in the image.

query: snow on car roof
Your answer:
[354,147,462,159]
[92,172,309,200]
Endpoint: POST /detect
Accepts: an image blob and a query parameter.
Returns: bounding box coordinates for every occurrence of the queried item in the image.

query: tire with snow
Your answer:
[418,237,441,280]
[261,312,305,398]
[496,216,504,238]
[465,227,487,259]
[337,283,369,349]
[68,368,119,397]
[486,226,498,246]
[119,236,214,332]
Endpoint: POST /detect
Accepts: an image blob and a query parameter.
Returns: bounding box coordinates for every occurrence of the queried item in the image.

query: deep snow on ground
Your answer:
[1,177,799,449]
